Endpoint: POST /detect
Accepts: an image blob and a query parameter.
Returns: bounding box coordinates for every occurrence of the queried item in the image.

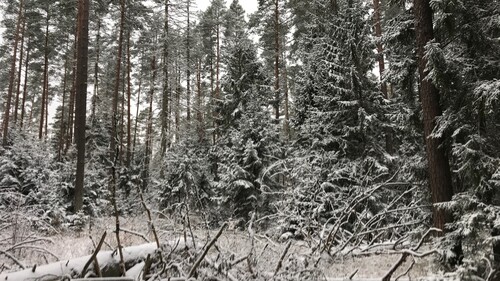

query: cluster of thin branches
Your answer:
[0,192,59,273]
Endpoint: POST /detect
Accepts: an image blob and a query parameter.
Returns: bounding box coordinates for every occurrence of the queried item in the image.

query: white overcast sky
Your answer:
[0,1,258,45]
[195,0,258,15]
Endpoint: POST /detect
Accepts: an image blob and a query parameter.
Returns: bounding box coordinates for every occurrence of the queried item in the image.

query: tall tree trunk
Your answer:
[74,0,90,212]
[373,0,394,154]
[59,52,69,162]
[39,14,50,140]
[196,57,203,142]
[67,34,77,149]
[14,18,26,126]
[186,0,191,126]
[414,0,453,231]
[210,55,215,144]
[281,36,289,140]
[120,54,126,164]
[28,93,35,129]
[45,74,49,137]
[92,17,101,121]
[111,0,126,163]
[143,54,156,191]
[133,70,142,161]
[3,0,24,146]
[126,31,132,167]
[20,36,30,130]
[175,58,180,142]
[160,0,170,156]
[215,19,220,101]
[214,18,221,142]
[273,0,280,123]
[373,0,387,98]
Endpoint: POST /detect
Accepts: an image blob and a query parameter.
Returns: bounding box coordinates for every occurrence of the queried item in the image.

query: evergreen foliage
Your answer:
[1,0,500,276]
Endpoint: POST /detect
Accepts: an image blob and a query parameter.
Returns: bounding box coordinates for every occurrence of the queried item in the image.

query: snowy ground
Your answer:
[0,214,447,280]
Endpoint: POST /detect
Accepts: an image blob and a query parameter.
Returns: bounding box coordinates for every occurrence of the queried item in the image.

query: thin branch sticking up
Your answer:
[382,228,441,281]
[121,228,151,243]
[187,222,228,278]
[0,250,25,269]
[81,231,107,278]
[274,240,292,277]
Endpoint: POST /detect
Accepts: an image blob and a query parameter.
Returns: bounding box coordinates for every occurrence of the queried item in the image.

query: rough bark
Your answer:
[210,55,215,144]
[186,0,191,126]
[74,0,90,212]
[111,0,126,163]
[133,71,142,161]
[196,58,204,142]
[126,31,132,167]
[13,18,26,126]
[414,0,453,231]
[45,74,49,137]
[160,0,170,156]
[143,55,156,191]
[67,34,77,149]
[92,17,101,121]
[281,36,289,141]
[3,0,24,146]
[39,14,50,140]
[373,0,394,154]
[373,0,387,98]
[120,59,126,164]
[58,50,69,162]
[273,0,280,123]
[20,36,30,129]
[214,14,221,142]
[175,60,180,141]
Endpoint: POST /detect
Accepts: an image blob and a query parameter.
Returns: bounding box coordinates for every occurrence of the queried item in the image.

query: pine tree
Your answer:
[250,0,292,137]
[287,0,402,239]
[2,0,24,146]
[414,0,453,231]
[199,0,226,143]
[73,0,90,212]
[110,0,126,164]
[215,0,281,221]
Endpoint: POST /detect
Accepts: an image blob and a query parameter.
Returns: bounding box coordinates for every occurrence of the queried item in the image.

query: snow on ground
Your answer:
[0,215,443,279]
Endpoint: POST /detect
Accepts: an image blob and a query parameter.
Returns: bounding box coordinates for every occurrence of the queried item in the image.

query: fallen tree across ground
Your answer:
[0,242,158,280]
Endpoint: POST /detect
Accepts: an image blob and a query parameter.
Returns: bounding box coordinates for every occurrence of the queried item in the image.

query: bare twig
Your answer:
[135,182,160,248]
[143,254,152,280]
[0,250,25,269]
[187,222,228,278]
[92,256,102,277]
[121,228,151,243]
[5,238,53,252]
[8,245,59,260]
[231,255,248,267]
[203,257,239,281]
[258,243,269,259]
[395,256,415,281]
[348,268,359,280]
[81,231,107,277]
[413,228,441,250]
[482,257,494,281]
[111,163,126,276]
[274,240,292,276]
[184,208,196,250]
[382,252,408,281]
[382,228,441,281]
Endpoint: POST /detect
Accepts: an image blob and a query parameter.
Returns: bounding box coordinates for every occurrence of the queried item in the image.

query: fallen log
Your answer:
[71,277,135,281]
[0,243,158,280]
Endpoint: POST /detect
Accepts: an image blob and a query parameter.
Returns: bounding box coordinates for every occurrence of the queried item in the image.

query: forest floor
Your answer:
[0,214,450,280]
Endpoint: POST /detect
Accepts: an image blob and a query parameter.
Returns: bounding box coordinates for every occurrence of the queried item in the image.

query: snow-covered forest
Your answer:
[1,0,500,280]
